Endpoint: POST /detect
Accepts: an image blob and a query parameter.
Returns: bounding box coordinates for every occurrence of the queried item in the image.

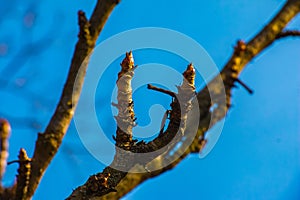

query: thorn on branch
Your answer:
[147,84,176,98]
[235,78,254,94]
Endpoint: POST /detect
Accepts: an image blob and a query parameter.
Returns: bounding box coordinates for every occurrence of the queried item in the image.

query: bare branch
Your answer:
[0,119,11,183]
[115,51,135,148]
[99,1,300,199]
[89,0,121,40]
[67,52,137,199]
[24,0,121,199]
[2,0,297,199]
[134,63,196,154]
[67,62,197,199]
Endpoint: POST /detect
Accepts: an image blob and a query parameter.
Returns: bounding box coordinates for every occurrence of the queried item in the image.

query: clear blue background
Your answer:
[0,0,299,199]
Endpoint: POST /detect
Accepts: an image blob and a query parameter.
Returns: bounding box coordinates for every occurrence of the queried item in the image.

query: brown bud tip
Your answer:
[121,51,134,70]
[200,139,207,150]
[78,10,88,27]
[0,118,11,138]
[183,63,196,85]
[18,148,30,161]
[187,63,195,72]
[78,10,85,16]
[235,40,246,51]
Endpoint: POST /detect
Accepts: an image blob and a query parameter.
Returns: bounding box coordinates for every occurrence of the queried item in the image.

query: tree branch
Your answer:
[15,149,31,200]
[0,119,11,183]
[133,63,196,156]
[0,119,14,200]
[67,62,197,199]
[98,1,300,199]
[23,0,121,199]
[67,51,137,199]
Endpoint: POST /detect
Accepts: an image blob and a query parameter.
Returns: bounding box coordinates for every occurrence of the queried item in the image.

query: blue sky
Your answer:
[0,0,299,199]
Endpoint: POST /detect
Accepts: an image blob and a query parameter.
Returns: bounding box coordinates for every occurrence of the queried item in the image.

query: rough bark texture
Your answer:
[98,1,300,199]
[0,0,299,200]
[15,149,31,200]
[67,52,137,199]
[67,62,197,200]
[22,1,120,199]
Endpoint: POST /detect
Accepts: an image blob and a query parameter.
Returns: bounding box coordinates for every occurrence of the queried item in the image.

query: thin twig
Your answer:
[276,30,300,39]
[147,84,176,97]
[7,159,32,165]
[7,160,20,165]
[66,51,137,199]
[235,78,254,94]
